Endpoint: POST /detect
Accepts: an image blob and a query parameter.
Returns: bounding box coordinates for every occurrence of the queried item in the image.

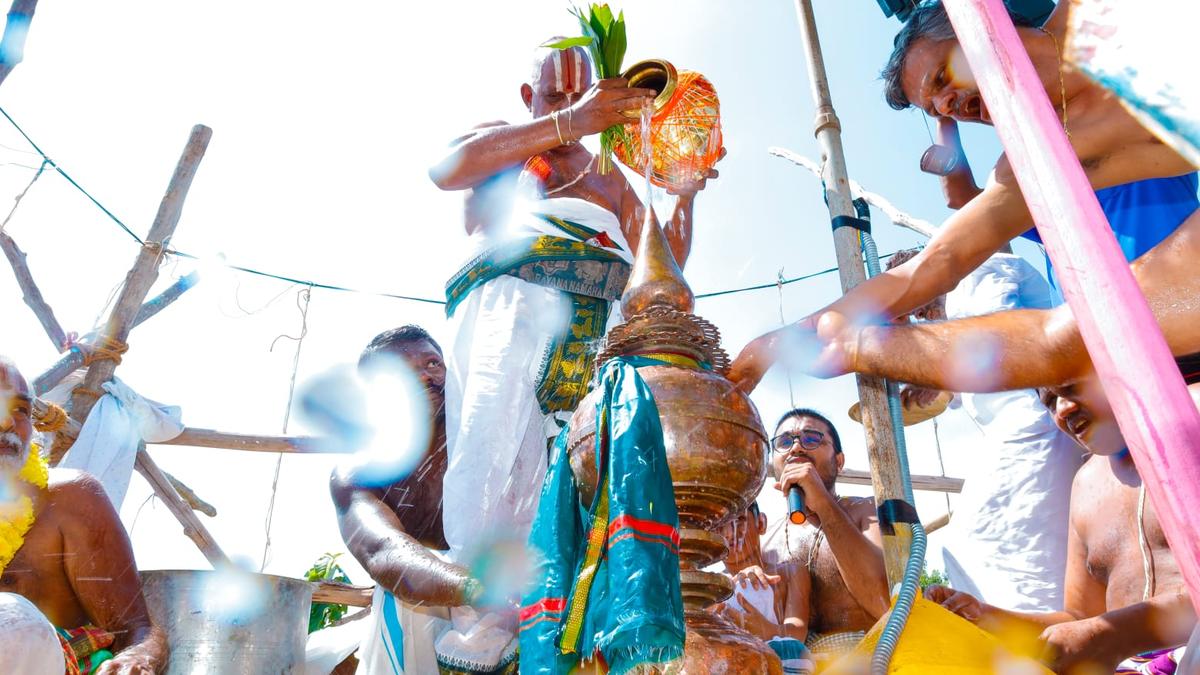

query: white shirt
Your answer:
[940,253,1083,612]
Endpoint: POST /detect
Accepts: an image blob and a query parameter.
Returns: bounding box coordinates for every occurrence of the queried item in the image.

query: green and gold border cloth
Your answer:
[445,231,631,414]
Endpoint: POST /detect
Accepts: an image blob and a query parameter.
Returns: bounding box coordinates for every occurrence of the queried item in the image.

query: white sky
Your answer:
[0,1,1052,584]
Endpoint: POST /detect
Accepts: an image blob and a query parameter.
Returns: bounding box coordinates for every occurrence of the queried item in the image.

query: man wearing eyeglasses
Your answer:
[760,408,890,662]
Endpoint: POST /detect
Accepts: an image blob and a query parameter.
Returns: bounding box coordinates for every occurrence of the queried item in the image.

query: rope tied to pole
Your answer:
[33,400,68,433]
[80,336,129,367]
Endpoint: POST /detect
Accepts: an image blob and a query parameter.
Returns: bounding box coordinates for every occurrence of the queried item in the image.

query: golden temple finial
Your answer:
[620,210,695,317]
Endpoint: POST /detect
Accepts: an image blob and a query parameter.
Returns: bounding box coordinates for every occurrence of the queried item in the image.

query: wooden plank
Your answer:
[63,125,211,459]
[838,469,963,494]
[155,427,323,454]
[33,272,201,396]
[1,229,66,350]
[312,580,374,608]
[134,445,229,567]
[922,512,952,534]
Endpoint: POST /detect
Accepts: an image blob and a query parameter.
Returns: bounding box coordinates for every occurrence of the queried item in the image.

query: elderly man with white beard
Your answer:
[0,356,166,674]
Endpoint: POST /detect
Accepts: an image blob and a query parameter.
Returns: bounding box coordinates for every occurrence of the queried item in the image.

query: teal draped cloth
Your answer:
[519,356,685,674]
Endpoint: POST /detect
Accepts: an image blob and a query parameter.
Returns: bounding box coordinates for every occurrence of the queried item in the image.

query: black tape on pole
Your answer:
[831,215,871,235]
[877,499,919,536]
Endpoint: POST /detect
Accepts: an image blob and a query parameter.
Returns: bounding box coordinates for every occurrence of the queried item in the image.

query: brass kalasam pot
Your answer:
[621,58,678,117]
[566,365,767,538]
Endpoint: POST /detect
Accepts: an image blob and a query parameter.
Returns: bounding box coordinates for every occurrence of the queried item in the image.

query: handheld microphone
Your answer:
[787,486,807,525]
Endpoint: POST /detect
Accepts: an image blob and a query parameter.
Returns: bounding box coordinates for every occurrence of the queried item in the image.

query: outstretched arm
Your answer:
[733,206,1200,393]
[330,470,475,607]
[428,79,654,191]
[618,148,724,268]
[60,473,167,674]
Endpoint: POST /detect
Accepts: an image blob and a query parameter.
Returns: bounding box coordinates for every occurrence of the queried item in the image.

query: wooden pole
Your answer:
[33,271,201,396]
[1,228,67,350]
[135,445,229,567]
[945,0,1200,617]
[65,125,211,440]
[155,427,323,454]
[0,0,38,89]
[791,0,912,585]
[838,469,962,494]
[312,580,374,608]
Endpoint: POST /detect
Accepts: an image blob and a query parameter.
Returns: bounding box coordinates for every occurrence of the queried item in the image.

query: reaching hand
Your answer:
[924,584,985,623]
[96,652,157,675]
[567,78,656,139]
[732,565,781,593]
[1039,618,1119,673]
[667,147,727,197]
[728,314,858,395]
[714,592,780,641]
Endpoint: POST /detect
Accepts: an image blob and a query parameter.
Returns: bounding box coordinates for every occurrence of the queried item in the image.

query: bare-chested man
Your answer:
[928,363,1200,673]
[0,357,166,674]
[759,408,889,663]
[330,326,483,673]
[729,1,1198,392]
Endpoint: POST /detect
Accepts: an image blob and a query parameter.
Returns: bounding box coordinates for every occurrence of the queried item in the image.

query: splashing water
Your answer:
[641,99,654,213]
[467,536,533,609]
[297,358,430,486]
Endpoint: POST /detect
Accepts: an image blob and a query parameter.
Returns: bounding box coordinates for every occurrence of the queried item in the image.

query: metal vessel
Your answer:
[142,569,313,675]
[621,59,679,116]
[566,211,781,673]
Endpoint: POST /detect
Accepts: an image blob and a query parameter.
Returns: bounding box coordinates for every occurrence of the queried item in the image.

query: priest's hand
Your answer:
[568,79,656,139]
[667,147,726,198]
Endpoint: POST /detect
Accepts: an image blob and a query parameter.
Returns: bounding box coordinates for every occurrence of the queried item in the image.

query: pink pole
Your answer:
[942,0,1200,614]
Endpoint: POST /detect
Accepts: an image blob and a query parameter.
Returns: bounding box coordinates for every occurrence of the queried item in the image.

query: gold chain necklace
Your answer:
[1038,27,1071,140]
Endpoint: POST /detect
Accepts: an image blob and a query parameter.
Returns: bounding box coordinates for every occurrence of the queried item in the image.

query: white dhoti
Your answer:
[443,197,632,559]
[0,592,66,675]
[440,197,631,670]
[355,586,448,675]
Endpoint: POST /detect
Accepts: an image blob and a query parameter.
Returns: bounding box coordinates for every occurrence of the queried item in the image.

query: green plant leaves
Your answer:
[542,36,595,50]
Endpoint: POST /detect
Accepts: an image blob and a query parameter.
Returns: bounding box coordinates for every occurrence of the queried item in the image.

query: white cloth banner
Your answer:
[47,374,184,508]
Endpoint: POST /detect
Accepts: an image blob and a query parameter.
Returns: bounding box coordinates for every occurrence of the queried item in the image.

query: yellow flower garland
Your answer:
[0,448,50,577]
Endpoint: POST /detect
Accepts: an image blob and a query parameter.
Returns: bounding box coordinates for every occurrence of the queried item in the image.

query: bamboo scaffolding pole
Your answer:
[945,0,1200,616]
[1,227,66,350]
[155,427,323,454]
[791,0,912,585]
[32,271,201,396]
[64,125,212,455]
[135,444,229,567]
[768,146,940,238]
[0,0,39,89]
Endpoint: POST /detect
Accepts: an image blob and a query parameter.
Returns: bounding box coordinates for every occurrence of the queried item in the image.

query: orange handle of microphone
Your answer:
[788,487,807,525]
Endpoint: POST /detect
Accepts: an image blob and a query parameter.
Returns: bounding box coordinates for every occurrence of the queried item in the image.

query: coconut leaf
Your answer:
[542,36,594,50]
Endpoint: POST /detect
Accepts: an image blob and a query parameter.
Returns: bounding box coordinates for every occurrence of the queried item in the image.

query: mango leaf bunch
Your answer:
[544,4,629,174]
